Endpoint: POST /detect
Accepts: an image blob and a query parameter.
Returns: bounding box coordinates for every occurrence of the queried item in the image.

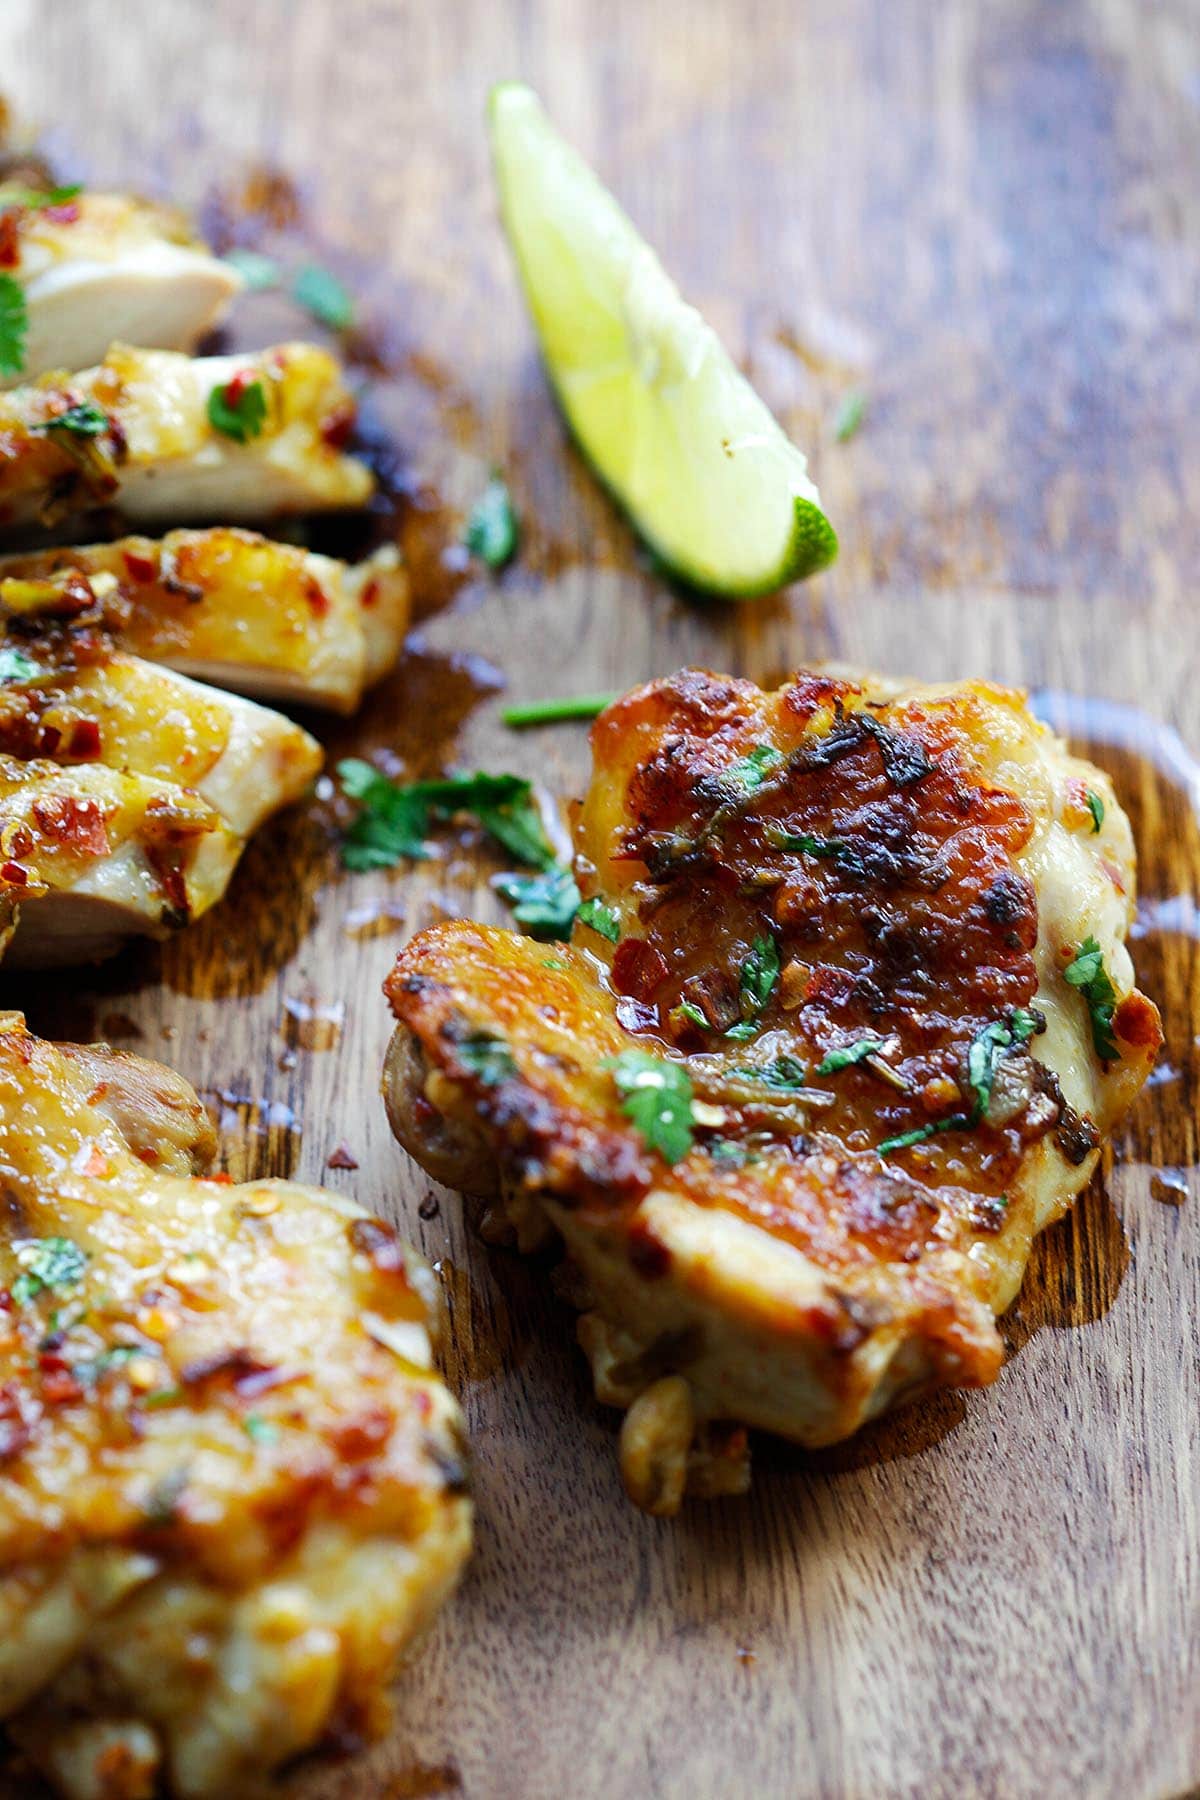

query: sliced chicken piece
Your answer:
[0,342,372,533]
[0,1016,471,1799]
[0,189,241,388]
[0,528,409,714]
[0,759,240,966]
[0,595,321,965]
[383,669,1161,1512]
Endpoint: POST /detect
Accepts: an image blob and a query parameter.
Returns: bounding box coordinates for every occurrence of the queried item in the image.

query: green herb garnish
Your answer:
[834,389,868,442]
[224,247,280,290]
[206,376,267,443]
[878,1117,968,1156]
[725,933,779,1039]
[2,183,83,211]
[11,1235,87,1305]
[1064,936,1119,1061]
[0,646,45,684]
[457,1030,518,1087]
[464,475,519,570]
[764,824,847,859]
[337,762,557,872]
[36,400,110,438]
[292,263,355,330]
[502,692,617,728]
[734,1055,811,1091]
[576,895,621,942]
[1085,790,1105,834]
[880,1006,1043,1157]
[726,744,782,793]
[243,1413,281,1444]
[608,1050,695,1164]
[0,274,27,378]
[966,1007,1040,1118]
[671,999,709,1031]
[817,1037,885,1075]
[494,864,581,940]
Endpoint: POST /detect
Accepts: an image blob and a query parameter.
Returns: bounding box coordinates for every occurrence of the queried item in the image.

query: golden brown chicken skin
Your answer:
[384,669,1160,1512]
[0,1017,471,1798]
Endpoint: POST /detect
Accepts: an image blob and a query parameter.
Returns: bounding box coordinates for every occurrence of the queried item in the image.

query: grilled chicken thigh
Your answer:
[384,669,1160,1512]
[0,1018,471,1798]
[0,189,241,388]
[0,342,371,534]
[0,529,409,714]
[0,584,321,964]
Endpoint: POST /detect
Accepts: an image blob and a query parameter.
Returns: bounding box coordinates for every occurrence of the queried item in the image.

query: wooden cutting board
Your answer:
[7,3,1200,1796]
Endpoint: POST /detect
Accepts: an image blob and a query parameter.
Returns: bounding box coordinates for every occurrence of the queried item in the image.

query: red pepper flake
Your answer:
[221,369,252,407]
[0,210,19,269]
[304,577,331,618]
[1114,992,1163,1052]
[0,861,27,888]
[326,1142,359,1170]
[360,579,380,610]
[319,399,356,450]
[80,1146,108,1178]
[611,938,669,1001]
[67,718,102,760]
[204,1172,234,1185]
[38,724,61,756]
[32,794,109,857]
[123,549,157,584]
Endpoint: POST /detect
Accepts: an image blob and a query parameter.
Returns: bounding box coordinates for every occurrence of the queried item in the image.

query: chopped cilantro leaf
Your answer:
[0,273,27,378]
[494,864,581,940]
[457,1030,517,1086]
[733,1055,811,1091]
[726,744,782,793]
[337,762,558,872]
[464,476,519,570]
[206,376,267,443]
[292,264,355,330]
[671,999,709,1031]
[1064,936,1120,1061]
[2,183,83,211]
[576,895,621,942]
[607,1050,695,1164]
[0,646,45,684]
[966,1007,1041,1118]
[1085,789,1105,834]
[834,389,868,442]
[817,1037,885,1075]
[11,1235,87,1305]
[738,933,780,1019]
[224,247,280,290]
[244,1413,281,1444]
[36,400,110,438]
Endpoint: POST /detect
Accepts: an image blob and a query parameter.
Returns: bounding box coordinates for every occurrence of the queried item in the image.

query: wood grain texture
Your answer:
[5,2,1200,1796]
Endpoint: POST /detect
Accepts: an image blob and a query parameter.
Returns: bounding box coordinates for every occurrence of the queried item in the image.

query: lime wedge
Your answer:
[489,83,837,598]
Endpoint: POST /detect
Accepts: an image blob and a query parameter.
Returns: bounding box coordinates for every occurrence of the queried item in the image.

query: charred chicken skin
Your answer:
[0,1017,471,1798]
[384,669,1160,1513]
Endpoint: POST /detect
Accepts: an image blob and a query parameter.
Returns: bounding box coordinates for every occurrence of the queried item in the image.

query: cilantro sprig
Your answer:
[817,1037,885,1075]
[1085,789,1105,834]
[726,744,781,793]
[607,1050,695,1164]
[338,761,558,872]
[879,1006,1043,1157]
[1064,937,1119,1061]
[576,895,620,941]
[0,646,45,684]
[494,865,581,940]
